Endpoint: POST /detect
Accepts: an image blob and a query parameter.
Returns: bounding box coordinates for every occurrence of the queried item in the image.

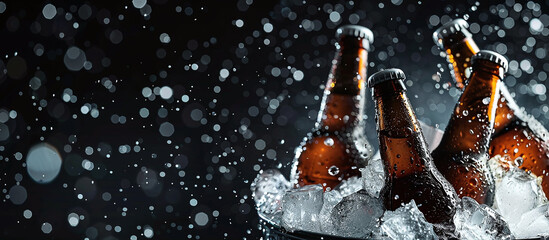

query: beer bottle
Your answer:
[369,68,458,230]
[290,25,374,191]
[434,19,549,195]
[432,18,479,89]
[432,50,507,205]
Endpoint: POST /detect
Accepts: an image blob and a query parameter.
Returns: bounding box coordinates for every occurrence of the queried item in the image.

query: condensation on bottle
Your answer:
[290,25,375,191]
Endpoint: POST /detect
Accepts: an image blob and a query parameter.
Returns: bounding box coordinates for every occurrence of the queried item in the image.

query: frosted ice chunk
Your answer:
[333,176,364,196]
[454,197,512,240]
[328,189,384,238]
[512,204,549,239]
[360,157,385,198]
[381,200,437,240]
[281,184,323,232]
[494,168,547,222]
[319,189,343,234]
[487,155,515,187]
[318,176,365,234]
[251,169,291,217]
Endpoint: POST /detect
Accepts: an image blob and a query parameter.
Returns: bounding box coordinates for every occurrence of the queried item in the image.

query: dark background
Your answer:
[0,0,548,239]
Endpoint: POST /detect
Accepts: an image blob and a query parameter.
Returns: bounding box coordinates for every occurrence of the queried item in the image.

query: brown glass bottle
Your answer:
[290,25,374,191]
[434,19,549,195]
[369,68,458,230]
[432,51,507,205]
[433,19,479,89]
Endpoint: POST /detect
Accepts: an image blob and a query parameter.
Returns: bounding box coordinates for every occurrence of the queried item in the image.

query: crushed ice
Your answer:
[253,154,549,238]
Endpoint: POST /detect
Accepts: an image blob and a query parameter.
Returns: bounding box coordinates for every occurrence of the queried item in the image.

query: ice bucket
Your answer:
[258,211,549,240]
[256,122,549,240]
[258,212,362,240]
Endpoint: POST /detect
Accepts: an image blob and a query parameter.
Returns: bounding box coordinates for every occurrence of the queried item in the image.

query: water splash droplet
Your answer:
[324,137,334,146]
[328,165,339,176]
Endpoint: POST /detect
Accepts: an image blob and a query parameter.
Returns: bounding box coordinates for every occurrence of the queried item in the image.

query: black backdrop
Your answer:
[0,0,548,239]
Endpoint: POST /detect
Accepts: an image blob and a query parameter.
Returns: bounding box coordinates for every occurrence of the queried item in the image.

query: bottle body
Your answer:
[377,108,457,224]
[434,19,549,195]
[432,58,504,204]
[370,70,457,230]
[293,94,370,189]
[291,30,373,191]
[489,114,549,193]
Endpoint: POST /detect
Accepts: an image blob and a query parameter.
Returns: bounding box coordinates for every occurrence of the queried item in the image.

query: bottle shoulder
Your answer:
[296,129,372,162]
[493,114,549,142]
[301,130,360,148]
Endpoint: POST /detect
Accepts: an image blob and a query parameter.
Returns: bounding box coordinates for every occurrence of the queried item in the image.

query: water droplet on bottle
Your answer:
[328,165,339,176]
[324,137,334,146]
[482,97,490,105]
[469,178,478,186]
[514,157,524,167]
[462,110,469,116]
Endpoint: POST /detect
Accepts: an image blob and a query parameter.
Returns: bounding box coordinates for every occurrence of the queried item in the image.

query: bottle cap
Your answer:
[336,25,374,44]
[432,18,470,48]
[471,50,508,73]
[368,68,406,88]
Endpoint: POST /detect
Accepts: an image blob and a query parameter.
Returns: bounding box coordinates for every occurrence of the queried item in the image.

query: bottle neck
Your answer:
[493,84,521,133]
[317,36,368,131]
[374,80,431,178]
[441,34,521,135]
[439,61,503,157]
[444,36,479,89]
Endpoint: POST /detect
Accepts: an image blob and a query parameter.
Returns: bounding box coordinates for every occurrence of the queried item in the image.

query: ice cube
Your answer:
[251,169,291,217]
[487,155,515,187]
[454,197,512,240]
[380,200,438,240]
[281,184,323,232]
[360,157,386,198]
[318,176,363,234]
[494,168,547,223]
[327,189,384,238]
[333,176,364,195]
[319,189,343,234]
[512,204,549,239]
